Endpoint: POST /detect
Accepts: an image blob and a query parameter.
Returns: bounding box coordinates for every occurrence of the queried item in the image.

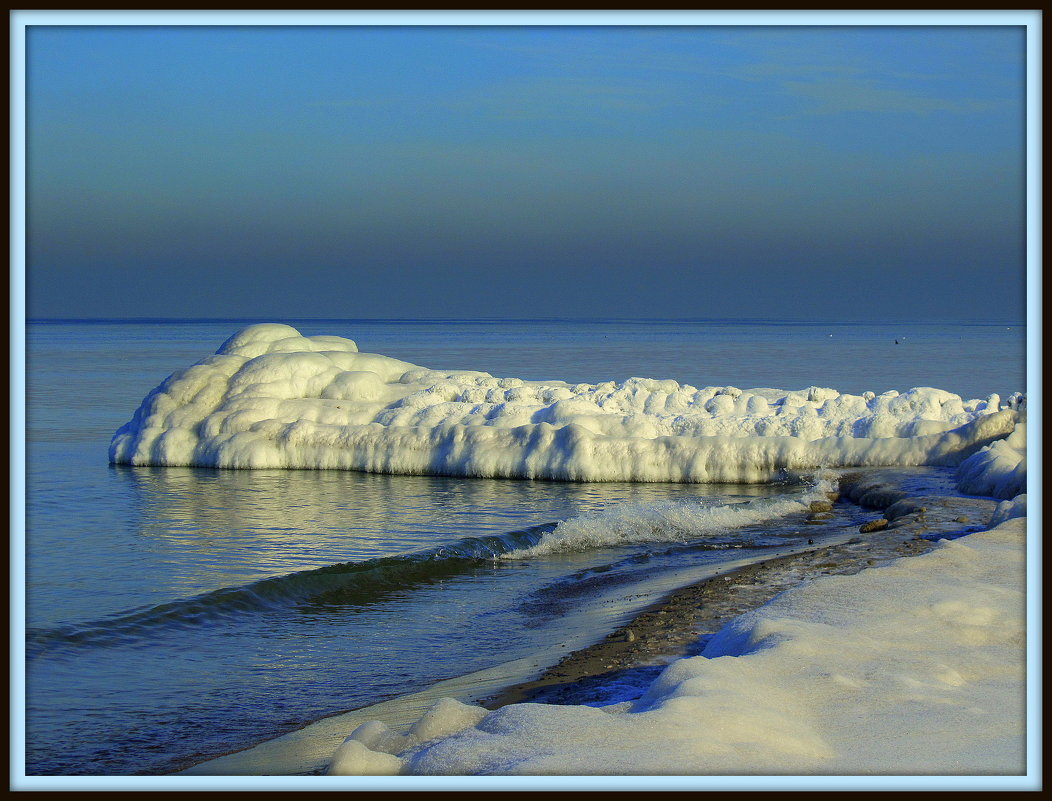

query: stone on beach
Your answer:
[859,518,890,533]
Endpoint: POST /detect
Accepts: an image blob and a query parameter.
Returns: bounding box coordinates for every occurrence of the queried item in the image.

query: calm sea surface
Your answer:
[21,319,1025,775]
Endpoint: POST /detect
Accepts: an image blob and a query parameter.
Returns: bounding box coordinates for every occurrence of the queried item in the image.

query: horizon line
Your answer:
[25,316,1027,326]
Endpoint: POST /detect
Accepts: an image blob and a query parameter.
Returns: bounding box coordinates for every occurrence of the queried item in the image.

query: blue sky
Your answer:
[25,22,1028,320]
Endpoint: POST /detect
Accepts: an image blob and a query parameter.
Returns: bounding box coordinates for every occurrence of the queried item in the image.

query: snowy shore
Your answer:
[329,498,1027,777]
[481,471,1007,711]
[323,435,1028,778]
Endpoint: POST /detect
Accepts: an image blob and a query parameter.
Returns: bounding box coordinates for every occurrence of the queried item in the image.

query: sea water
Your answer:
[21,319,1025,775]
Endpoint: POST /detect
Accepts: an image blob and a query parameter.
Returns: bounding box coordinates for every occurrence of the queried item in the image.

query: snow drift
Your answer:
[955,421,1027,500]
[110,324,1023,484]
[328,517,1026,776]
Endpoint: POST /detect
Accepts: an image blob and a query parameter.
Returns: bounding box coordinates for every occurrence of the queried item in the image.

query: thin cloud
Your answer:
[309,76,716,128]
[783,77,1006,115]
[458,77,684,122]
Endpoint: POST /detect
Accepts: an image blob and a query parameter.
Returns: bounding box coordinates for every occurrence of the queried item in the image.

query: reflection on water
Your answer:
[116,464,786,608]
[28,462,796,776]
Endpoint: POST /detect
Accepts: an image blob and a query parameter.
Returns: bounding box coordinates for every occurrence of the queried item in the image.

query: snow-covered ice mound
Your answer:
[956,421,1027,500]
[110,324,1023,484]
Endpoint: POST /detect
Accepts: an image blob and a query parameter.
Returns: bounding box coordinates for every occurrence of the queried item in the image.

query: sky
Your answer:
[22,17,1029,321]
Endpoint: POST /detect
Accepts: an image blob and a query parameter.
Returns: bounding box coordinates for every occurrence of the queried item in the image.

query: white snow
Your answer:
[329,516,1027,776]
[989,495,1027,527]
[955,420,1027,499]
[111,324,1023,484]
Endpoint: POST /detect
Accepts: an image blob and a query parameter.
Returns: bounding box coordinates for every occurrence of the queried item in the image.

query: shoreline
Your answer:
[180,468,1002,776]
[482,470,998,709]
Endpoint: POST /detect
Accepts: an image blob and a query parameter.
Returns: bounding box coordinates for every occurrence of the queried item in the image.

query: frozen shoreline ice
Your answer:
[110,324,1025,486]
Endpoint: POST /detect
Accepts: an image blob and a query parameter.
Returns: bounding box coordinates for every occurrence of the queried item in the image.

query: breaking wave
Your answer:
[27,478,832,657]
[506,475,836,557]
[25,524,553,657]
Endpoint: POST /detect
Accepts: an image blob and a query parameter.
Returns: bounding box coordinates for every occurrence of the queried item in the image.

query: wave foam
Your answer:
[508,476,837,558]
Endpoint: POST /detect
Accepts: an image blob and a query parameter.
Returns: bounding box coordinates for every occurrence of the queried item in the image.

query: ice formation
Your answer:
[989,494,1027,527]
[955,421,1027,500]
[328,517,1027,776]
[111,324,1024,485]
